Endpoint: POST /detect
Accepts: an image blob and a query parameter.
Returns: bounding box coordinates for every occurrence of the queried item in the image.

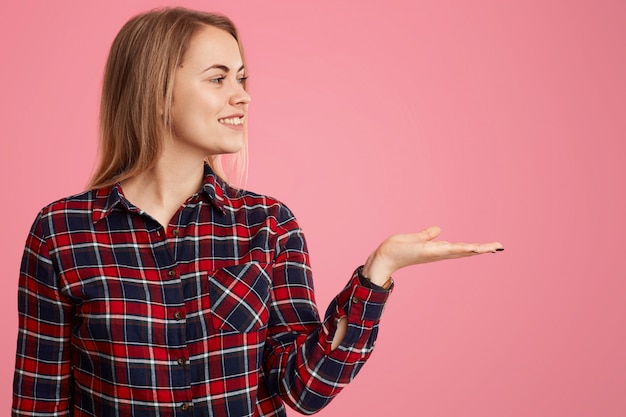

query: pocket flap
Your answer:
[208,262,272,333]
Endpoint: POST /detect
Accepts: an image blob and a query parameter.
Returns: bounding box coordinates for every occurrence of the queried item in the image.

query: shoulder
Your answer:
[221,185,300,228]
[37,189,99,218]
[203,165,297,222]
[30,188,104,238]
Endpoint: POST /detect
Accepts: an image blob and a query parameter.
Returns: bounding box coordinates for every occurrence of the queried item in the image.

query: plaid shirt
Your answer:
[13,164,391,417]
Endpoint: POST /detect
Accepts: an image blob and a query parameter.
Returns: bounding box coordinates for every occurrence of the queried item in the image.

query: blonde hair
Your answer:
[88,7,248,189]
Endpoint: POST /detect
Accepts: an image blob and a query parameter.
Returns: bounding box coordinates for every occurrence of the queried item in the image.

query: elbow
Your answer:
[281,384,342,415]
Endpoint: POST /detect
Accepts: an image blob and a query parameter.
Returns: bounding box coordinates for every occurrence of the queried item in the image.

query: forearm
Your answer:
[14,213,73,415]
[330,317,347,350]
[265,268,391,413]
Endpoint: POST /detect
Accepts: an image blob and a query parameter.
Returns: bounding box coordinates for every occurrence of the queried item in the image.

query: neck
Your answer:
[120,153,206,228]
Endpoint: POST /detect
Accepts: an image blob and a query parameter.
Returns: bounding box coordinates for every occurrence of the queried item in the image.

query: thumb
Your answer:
[418,225,442,241]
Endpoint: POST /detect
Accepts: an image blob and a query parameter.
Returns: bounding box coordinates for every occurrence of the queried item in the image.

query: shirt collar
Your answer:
[91,185,123,223]
[200,162,227,214]
[92,163,228,224]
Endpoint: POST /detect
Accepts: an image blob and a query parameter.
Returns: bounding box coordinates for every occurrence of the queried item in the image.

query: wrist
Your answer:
[362,253,394,287]
[358,266,393,290]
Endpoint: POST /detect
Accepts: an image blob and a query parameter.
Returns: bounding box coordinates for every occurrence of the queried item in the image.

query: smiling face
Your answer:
[168,25,251,159]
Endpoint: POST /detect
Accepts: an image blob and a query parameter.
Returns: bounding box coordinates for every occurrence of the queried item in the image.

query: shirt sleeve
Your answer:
[262,205,392,414]
[12,211,74,416]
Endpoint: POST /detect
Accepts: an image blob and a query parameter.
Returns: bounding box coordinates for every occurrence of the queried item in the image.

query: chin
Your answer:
[211,143,243,155]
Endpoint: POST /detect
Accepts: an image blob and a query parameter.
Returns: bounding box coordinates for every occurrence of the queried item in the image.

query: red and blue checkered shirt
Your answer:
[13,164,391,416]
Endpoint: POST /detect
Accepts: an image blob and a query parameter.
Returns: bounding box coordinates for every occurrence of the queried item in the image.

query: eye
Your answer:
[237,76,248,84]
[209,76,225,84]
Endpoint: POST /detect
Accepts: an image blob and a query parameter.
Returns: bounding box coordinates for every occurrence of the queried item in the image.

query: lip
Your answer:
[219,113,245,120]
[218,114,246,130]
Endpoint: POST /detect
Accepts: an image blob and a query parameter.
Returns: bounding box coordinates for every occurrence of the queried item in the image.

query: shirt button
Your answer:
[351,296,360,304]
[167,269,176,278]
[174,311,183,320]
[172,228,179,236]
[181,402,192,411]
[177,357,187,366]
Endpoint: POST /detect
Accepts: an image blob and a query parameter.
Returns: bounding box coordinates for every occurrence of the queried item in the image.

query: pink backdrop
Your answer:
[1,0,625,415]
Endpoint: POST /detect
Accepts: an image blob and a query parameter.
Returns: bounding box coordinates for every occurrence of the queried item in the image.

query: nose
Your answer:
[229,82,251,106]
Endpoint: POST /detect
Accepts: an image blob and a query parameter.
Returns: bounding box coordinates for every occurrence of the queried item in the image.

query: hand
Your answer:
[362,226,504,286]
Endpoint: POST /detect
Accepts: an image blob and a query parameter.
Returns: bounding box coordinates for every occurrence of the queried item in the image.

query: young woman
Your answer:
[12,8,503,417]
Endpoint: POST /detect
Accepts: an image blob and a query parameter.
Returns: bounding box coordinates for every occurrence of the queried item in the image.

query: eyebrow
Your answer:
[201,64,245,74]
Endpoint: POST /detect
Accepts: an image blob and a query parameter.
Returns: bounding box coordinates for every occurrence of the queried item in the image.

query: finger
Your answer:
[430,241,495,255]
[428,242,478,260]
[418,225,441,242]
[417,241,505,264]
[433,242,476,253]
[470,242,504,254]
[388,227,442,244]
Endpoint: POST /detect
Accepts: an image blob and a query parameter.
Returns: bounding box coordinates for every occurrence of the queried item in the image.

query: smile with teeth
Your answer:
[219,116,244,125]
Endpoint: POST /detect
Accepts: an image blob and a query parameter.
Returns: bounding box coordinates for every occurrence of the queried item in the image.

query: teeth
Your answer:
[219,117,243,125]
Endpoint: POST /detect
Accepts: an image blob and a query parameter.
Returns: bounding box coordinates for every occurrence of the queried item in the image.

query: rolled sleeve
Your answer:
[324,268,391,352]
[13,211,73,416]
[262,204,392,414]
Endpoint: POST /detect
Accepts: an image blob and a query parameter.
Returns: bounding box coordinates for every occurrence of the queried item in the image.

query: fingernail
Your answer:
[496,248,504,252]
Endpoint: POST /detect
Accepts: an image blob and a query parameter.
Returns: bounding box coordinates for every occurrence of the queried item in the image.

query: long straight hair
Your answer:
[88,7,248,189]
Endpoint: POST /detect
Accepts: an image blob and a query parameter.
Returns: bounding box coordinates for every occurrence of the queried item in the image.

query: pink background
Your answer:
[1,0,625,415]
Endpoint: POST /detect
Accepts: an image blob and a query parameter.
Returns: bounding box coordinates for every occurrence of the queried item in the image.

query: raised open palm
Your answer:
[362,226,504,286]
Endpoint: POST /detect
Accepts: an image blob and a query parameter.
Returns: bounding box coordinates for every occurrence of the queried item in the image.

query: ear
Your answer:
[159,98,170,126]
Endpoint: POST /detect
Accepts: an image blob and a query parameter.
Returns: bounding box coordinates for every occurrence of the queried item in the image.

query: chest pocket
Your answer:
[208,262,272,333]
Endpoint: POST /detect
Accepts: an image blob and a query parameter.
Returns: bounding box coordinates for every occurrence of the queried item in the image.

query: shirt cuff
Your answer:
[321,266,393,354]
[342,266,393,322]
[356,265,394,292]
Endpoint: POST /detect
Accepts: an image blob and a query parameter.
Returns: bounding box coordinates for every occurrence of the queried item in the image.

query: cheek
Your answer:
[185,94,222,121]
[201,93,225,116]
[171,102,221,140]
[170,85,225,133]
